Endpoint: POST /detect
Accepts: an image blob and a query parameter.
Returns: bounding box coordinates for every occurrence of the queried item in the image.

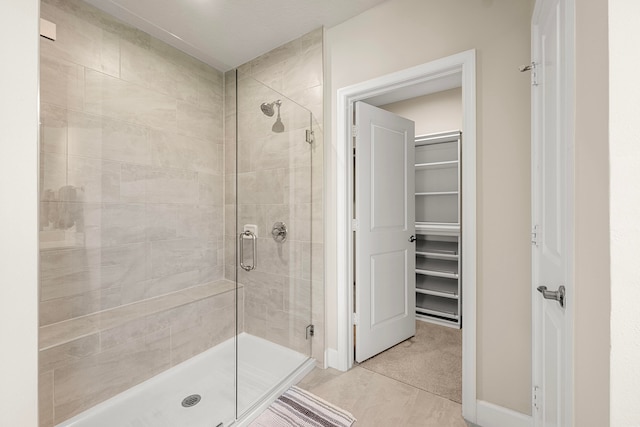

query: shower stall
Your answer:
[37,1,322,426]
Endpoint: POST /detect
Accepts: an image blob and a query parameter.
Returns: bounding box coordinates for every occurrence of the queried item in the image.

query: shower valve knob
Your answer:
[272,222,287,243]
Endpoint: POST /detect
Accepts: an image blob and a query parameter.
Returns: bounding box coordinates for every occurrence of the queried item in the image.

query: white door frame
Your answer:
[335,49,477,421]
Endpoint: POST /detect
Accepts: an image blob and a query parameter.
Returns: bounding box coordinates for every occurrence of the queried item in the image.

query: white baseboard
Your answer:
[476,400,532,427]
[326,348,342,371]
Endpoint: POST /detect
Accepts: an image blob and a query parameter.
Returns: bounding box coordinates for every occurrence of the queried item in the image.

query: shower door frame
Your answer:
[231,69,317,425]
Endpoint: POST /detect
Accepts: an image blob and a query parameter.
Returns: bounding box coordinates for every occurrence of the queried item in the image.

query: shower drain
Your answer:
[181,394,201,408]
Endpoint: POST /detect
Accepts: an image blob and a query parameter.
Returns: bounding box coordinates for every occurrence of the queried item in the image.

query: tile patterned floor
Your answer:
[298,366,468,427]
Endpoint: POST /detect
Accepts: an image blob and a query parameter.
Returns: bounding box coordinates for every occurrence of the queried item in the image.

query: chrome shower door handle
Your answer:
[536,285,565,308]
[239,230,257,271]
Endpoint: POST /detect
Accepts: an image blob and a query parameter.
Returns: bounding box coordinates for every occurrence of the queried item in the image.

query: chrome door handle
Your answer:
[409,235,417,242]
[239,230,257,271]
[537,285,565,308]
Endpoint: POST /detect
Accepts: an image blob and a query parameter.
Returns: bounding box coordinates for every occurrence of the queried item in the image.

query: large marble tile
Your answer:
[39,287,122,326]
[84,69,177,132]
[255,204,291,242]
[178,204,223,239]
[300,27,323,54]
[120,39,199,104]
[120,163,147,203]
[40,55,84,111]
[39,152,67,201]
[67,110,151,165]
[265,307,309,355]
[238,269,285,312]
[40,0,120,78]
[254,168,290,205]
[99,243,149,289]
[283,277,312,320]
[181,280,235,301]
[176,100,222,141]
[290,166,312,205]
[148,37,223,88]
[291,203,312,242]
[250,37,301,78]
[39,370,54,427]
[64,156,121,203]
[150,237,215,279]
[40,261,101,302]
[150,129,220,174]
[243,298,267,339]
[40,104,68,154]
[170,304,235,365]
[145,203,179,242]
[53,328,171,424]
[145,269,201,299]
[39,333,100,372]
[224,235,236,267]
[224,173,236,205]
[282,45,323,97]
[147,166,199,204]
[254,237,290,276]
[248,132,291,171]
[198,172,224,205]
[100,203,146,247]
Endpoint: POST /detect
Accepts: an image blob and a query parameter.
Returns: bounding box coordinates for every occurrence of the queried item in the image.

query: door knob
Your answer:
[536,285,565,308]
[409,235,416,242]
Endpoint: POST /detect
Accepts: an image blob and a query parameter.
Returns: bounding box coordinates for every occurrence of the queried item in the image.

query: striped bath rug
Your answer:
[249,386,356,427]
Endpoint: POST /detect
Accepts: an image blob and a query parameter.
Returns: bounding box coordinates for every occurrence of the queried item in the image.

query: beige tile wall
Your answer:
[38,1,324,423]
[38,0,228,424]
[224,28,325,364]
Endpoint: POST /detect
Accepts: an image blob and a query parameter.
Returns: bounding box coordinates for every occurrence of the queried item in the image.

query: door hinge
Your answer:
[352,313,359,325]
[306,324,315,340]
[531,224,540,247]
[532,385,540,411]
[352,125,359,138]
[520,61,539,86]
[306,129,314,144]
[351,219,359,231]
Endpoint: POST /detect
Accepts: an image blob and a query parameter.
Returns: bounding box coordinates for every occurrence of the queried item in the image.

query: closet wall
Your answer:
[380,88,462,134]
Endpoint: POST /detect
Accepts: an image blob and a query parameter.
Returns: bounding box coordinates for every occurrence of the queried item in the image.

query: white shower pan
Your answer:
[57,333,314,427]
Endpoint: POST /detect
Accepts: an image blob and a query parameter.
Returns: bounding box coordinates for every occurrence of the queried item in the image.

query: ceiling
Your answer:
[83,0,389,71]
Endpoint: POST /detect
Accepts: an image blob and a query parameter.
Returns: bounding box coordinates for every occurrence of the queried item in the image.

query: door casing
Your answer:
[334,49,477,421]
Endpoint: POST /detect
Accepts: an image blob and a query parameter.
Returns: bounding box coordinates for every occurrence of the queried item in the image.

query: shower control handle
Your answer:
[272,222,288,243]
[239,230,257,271]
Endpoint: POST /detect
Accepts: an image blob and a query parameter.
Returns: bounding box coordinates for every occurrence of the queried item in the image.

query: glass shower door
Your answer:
[234,70,313,418]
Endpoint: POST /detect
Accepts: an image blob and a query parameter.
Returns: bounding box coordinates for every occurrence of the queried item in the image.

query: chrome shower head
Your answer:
[260,102,275,117]
[260,100,284,133]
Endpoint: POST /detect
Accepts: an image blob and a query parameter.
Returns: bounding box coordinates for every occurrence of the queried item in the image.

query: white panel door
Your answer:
[532,0,573,425]
[354,101,415,363]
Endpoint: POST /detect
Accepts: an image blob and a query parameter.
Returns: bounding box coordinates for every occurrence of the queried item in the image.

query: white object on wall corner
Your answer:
[40,18,56,41]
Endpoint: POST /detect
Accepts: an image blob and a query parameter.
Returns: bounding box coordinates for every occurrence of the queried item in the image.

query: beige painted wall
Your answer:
[0,1,39,426]
[574,0,610,425]
[380,88,462,135]
[609,0,640,425]
[325,0,534,414]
